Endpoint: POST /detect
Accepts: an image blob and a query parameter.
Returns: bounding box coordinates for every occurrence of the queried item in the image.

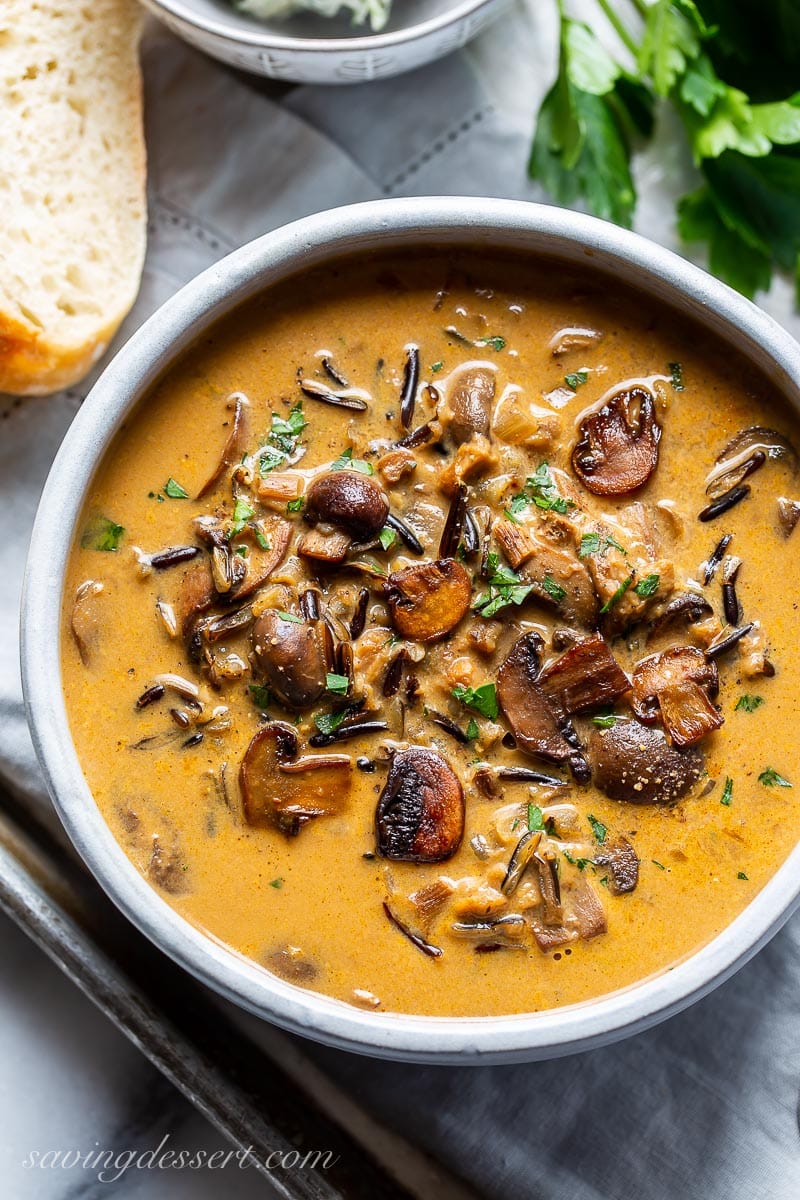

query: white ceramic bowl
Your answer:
[140,0,510,84]
[22,198,800,1064]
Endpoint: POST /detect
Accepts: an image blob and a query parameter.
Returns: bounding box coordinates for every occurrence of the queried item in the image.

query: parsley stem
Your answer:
[594,0,639,59]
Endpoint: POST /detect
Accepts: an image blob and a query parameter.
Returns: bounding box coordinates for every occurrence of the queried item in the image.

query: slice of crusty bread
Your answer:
[0,0,146,396]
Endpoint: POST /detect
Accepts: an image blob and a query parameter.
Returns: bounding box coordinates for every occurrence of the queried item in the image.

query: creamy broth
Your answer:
[61,252,800,1017]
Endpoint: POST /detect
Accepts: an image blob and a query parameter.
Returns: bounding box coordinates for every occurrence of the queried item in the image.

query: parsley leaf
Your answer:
[164,477,189,499]
[82,516,125,552]
[473,558,534,619]
[565,369,589,388]
[735,694,764,712]
[248,684,272,710]
[378,526,397,551]
[313,710,347,736]
[276,610,303,624]
[588,814,608,844]
[230,497,254,536]
[541,574,568,603]
[634,573,660,598]
[452,683,499,721]
[529,17,653,228]
[721,776,734,806]
[326,672,350,696]
[286,497,304,514]
[737,871,749,881]
[669,361,685,390]
[331,447,374,475]
[465,718,480,742]
[579,531,627,558]
[259,403,307,475]
[527,462,574,513]
[527,804,545,832]
[600,575,633,614]
[758,767,792,788]
[592,711,618,729]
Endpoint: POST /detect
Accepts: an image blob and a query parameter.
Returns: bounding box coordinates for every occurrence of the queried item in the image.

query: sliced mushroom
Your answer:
[632,646,719,723]
[445,365,495,444]
[376,747,464,863]
[240,722,351,835]
[297,528,352,564]
[386,558,471,642]
[777,497,800,537]
[251,610,327,710]
[572,387,661,496]
[71,580,104,665]
[657,680,724,747]
[539,633,630,715]
[305,471,389,540]
[496,632,581,768]
[706,426,798,499]
[589,719,705,804]
[647,591,713,640]
[197,394,246,498]
[592,836,639,894]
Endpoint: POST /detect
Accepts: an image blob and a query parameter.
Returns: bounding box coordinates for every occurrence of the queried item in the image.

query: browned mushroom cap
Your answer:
[386,558,472,642]
[593,837,639,894]
[240,722,352,835]
[589,719,704,804]
[632,646,718,723]
[572,387,661,496]
[446,366,495,444]
[305,471,389,540]
[376,747,464,863]
[251,610,328,711]
[496,632,576,766]
[539,633,630,715]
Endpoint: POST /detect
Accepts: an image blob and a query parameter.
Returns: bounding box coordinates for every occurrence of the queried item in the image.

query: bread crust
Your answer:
[0,1,147,397]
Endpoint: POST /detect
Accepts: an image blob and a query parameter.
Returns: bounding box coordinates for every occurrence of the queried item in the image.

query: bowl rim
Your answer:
[21,196,800,1064]
[142,0,500,53]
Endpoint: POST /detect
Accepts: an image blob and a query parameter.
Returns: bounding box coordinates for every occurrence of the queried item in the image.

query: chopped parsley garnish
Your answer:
[259,403,307,475]
[164,477,189,499]
[579,531,627,558]
[588,814,608,844]
[651,860,666,871]
[465,718,480,742]
[473,554,534,619]
[721,777,734,806]
[331,447,374,475]
[378,526,397,551]
[565,369,589,389]
[735,694,764,713]
[276,610,303,624]
[269,878,284,889]
[600,575,633,614]
[248,684,272,710]
[452,682,499,721]
[235,545,248,557]
[286,497,304,513]
[230,497,255,536]
[758,767,792,788]
[313,710,347,736]
[668,362,685,391]
[527,803,545,832]
[737,872,749,881]
[563,850,592,871]
[82,516,125,552]
[592,711,618,729]
[541,574,567,603]
[476,335,506,352]
[430,361,444,373]
[326,672,350,696]
[254,529,271,551]
[527,462,573,514]
[634,573,660,598]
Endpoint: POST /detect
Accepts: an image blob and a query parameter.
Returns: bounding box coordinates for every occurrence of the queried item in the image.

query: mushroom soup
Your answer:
[61,252,800,1017]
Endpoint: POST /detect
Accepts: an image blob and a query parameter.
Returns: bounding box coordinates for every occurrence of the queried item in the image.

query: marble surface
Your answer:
[3,3,800,1197]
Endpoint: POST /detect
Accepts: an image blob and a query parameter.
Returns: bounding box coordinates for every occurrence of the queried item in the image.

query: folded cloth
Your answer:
[3,11,799,1200]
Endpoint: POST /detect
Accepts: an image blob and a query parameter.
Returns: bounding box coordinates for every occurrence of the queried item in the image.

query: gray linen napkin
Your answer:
[3,8,800,1198]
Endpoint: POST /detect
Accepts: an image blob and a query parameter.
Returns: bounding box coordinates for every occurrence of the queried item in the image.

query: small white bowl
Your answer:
[140,0,510,84]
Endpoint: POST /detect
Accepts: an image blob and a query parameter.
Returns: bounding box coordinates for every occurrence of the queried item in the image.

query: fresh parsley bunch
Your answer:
[529,0,800,300]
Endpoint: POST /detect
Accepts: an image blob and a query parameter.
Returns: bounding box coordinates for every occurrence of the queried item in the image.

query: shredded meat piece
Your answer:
[737,621,775,678]
[439,436,499,496]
